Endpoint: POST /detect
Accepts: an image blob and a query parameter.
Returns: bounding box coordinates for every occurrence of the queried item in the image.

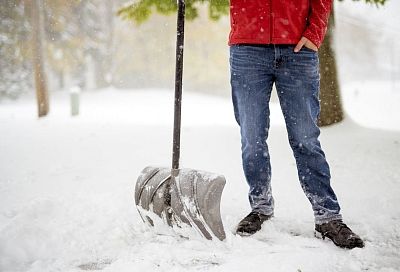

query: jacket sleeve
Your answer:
[302,0,333,48]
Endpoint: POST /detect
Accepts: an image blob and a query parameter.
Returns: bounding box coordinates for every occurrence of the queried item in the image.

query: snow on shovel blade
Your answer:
[135,166,226,241]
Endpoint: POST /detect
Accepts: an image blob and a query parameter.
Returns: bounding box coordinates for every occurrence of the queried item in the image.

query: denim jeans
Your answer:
[230,44,342,224]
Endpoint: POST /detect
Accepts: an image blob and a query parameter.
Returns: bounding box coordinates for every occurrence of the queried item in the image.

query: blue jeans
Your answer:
[230,44,342,224]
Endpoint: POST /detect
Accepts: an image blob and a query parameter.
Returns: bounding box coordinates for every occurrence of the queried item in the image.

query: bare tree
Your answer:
[318,12,344,126]
[30,0,49,117]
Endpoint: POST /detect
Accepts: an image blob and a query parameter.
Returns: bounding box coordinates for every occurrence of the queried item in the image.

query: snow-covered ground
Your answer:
[341,81,400,131]
[0,85,399,272]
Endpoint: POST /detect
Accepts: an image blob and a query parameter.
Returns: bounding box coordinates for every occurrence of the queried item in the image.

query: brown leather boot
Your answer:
[315,219,364,249]
[236,211,273,236]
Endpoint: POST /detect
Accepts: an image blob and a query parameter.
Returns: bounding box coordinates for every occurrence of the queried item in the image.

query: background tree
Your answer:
[43,0,118,90]
[29,0,50,117]
[318,0,386,126]
[118,0,386,126]
[0,0,31,100]
[0,0,121,104]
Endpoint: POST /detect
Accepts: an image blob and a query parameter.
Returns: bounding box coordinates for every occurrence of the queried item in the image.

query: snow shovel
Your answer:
[134,0,226,241]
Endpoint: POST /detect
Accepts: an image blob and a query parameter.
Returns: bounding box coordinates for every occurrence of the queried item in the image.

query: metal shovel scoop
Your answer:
[134,0,226,241]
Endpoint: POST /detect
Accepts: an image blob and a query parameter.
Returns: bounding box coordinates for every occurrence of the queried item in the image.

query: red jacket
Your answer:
[229,0,333,48]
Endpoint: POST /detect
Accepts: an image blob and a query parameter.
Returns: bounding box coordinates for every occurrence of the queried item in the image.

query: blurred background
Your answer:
[1,0,399,92]
[0,0,399,129]
[1,0,231,98]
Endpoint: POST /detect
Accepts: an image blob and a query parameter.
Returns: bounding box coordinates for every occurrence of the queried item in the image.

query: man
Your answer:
[229,0,364,249]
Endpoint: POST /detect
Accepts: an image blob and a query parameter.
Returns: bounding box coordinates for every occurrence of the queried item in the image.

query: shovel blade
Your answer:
[135,166,226,240]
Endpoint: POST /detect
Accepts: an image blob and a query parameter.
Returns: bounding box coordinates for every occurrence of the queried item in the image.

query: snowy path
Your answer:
[0,90,399,272]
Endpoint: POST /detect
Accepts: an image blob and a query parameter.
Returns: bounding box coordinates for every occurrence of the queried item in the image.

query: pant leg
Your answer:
[274,46,342,224]
[230,45,275,216]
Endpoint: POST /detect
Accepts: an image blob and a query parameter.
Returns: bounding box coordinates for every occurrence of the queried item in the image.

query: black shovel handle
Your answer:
[172,0,185,170]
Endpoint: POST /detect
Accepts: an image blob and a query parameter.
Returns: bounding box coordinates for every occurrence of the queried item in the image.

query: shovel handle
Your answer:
[172,0,185,170]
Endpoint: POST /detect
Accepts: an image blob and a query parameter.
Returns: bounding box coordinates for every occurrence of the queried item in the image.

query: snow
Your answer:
[341,81,400,131]
[334,0,400,84]
[0,84,399,272]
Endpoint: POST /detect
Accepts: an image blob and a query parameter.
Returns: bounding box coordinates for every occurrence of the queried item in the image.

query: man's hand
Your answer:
[294,37,318,52]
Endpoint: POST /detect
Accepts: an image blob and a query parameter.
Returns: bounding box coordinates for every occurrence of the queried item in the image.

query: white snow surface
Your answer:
[1,86,400,272]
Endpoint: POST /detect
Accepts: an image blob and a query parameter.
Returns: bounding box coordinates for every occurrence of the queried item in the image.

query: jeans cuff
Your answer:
[251,208,274,217]
[314,214,343,225]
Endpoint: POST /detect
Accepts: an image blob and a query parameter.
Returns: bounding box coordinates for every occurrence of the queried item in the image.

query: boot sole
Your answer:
[314,231,364,249]
[235,230,255,237]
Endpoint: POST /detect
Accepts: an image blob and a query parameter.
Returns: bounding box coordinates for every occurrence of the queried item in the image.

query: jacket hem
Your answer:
[228,37,300,46]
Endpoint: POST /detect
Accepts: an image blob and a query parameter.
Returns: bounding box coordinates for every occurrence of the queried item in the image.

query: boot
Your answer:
[315,219,365,249]
[236,211,272,236]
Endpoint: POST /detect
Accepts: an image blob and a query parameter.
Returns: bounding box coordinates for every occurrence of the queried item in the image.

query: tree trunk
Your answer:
[105,0,115,86]
[31,0,49,117]
[318,9,343,127]
[58,69,64,90]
